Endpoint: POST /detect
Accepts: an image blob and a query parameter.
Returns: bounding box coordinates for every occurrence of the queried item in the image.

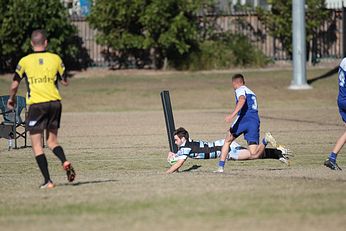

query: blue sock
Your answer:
[218,161,225,168]
[329,152,337,164]
[262,138,268,146]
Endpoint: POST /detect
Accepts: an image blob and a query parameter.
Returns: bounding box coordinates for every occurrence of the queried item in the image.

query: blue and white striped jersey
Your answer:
[175,139,241,160]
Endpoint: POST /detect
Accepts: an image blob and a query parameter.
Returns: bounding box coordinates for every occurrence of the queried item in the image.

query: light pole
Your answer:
[289,0,312,90]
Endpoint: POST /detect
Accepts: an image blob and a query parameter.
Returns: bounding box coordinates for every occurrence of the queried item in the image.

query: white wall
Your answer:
[325,0,346,9]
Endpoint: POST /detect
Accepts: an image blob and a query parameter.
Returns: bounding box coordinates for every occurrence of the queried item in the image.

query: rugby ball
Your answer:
[168,155,178,166]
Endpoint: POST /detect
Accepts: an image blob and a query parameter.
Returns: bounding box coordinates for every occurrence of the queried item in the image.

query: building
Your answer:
[62,0,91,17]
[325,0,346,8]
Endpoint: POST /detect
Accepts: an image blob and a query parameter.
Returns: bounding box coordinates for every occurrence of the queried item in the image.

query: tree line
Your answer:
[0,0,331,72]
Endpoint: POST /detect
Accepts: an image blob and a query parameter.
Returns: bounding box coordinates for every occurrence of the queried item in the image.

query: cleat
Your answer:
[63,162,76,182]
[40,181,55,189]
[324,159,342,171]
[265,132,277,148]
[277,145,293,157]
[213,167,224,173]
[279,157,290,166]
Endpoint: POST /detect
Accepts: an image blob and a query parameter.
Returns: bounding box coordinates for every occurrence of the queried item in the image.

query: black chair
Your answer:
[0,95,27,149]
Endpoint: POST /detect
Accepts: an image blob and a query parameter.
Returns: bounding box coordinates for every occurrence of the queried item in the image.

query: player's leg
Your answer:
[27,103,54,188]
[244,121,265,159]
[233,148,283,160]
[227,147,290,167]
[47,129,65,162]
[325,130,346,170]
[220,132,235,162]
[47,101,76,181]
[246,128,289,165]
[325,106,346,170]
[245,119,277,159]
[215,131,236,172]
[30,131,54,188]
[216,118,246,172]
[47,129,76,182]
[227,148,251,160]
[332,131,346,154]
[247,143,264,159]
[261,148,290,165]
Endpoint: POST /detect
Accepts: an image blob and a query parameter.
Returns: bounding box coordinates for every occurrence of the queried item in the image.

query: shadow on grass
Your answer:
[261,168,289,171]
[307,66,338,84]
[181,165,202,172]
[57,179,118,187]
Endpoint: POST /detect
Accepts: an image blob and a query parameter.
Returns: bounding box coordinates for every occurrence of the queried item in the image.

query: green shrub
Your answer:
[226,34,271,67]
[172,33,270,71]
[172,40,233,71]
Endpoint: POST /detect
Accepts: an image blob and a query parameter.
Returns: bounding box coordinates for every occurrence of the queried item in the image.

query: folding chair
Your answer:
[0,95,27,149]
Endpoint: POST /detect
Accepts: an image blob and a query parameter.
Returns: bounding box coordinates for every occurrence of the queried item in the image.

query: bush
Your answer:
[226,34,271,67]
[172,33,270,71]
[88,0,201,69]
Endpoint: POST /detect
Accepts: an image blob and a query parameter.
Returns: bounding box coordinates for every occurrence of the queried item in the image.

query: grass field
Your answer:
[0,67,345,231]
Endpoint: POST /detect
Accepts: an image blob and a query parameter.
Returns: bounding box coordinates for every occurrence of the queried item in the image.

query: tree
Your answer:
[0,0,85,72]
[257,0,331,60]
[140,0,200,69]
[87,0,147,68]
[88,0,204,69]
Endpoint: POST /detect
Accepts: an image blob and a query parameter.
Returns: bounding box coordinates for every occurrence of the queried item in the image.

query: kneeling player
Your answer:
[166,127,291,173]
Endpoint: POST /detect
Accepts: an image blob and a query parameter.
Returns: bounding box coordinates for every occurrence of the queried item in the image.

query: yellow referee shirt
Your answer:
[15,51,65,105]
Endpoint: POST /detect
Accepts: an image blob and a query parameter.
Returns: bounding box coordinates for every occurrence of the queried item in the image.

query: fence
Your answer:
[71,9,345,67]
[219,9,344,62]
[71,16,107,67]
[216,13,289,60]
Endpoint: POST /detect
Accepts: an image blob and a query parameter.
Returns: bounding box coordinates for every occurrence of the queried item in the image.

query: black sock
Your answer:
[261,148,283,159]
[35,154,51,184]
[52,146,67,164]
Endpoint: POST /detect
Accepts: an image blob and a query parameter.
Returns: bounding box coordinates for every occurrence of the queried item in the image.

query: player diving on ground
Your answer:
[166,127,291,174]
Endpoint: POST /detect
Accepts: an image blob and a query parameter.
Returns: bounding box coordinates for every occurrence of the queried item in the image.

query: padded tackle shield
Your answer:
[160,90,177,153]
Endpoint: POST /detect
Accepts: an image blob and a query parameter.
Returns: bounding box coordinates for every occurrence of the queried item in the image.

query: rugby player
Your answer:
[216,73,277,173]
[324,58,346,170]
[166,127,290,174]
[7,29,76,188]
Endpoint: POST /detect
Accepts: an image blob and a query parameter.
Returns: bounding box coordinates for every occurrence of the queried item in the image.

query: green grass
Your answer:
[0,68,346,231]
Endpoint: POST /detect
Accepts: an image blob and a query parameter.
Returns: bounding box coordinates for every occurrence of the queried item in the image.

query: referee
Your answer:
[7,29,76,189]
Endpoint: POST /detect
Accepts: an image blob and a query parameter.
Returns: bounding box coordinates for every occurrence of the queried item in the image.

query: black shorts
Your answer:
[27,101,62,133]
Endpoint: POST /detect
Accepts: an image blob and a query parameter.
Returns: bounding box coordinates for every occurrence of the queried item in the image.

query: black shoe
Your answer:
[324,159,342,170]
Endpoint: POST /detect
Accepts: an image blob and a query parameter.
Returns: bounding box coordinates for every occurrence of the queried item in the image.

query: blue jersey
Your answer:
[338,58,346,122]
[231,85,260,144]
[338,58,346,102]
[234,85,259,120]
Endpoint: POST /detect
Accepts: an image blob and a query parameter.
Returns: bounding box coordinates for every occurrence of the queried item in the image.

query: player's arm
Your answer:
[58,72,68,86]
[57,57,68,86]
[7,66,23,110]
[225,95,246,123]
[7,80,20,110]
[166,159,186,174]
